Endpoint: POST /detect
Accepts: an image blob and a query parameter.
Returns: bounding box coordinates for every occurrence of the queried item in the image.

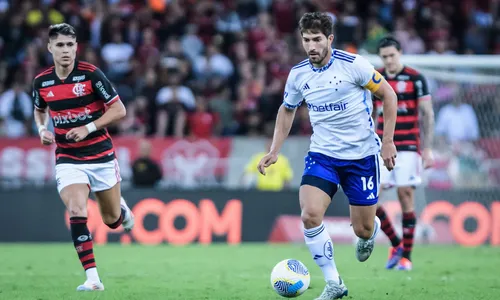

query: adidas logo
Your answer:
[47,91,54,97]
[367,193,375,200]
[303,83,310,90]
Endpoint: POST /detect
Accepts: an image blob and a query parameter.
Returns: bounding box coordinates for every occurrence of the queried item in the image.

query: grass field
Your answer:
[0,243,499,300]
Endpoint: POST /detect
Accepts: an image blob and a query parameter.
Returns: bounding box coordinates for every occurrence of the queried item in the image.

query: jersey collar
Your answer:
[309,53,334,73]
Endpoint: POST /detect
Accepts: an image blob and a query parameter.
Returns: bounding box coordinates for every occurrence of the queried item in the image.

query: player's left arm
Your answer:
[416,74,435,168]
[90,68,126,131]
[66,68,126,142]
[352,55,398,170]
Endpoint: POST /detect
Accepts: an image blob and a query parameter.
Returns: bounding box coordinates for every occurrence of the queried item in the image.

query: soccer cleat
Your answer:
[355,216,381,262]
[76,280,104,291]
[314,278,348,300]
[385,245,404,269]
[396,257,413,271]
[120,197,135,232]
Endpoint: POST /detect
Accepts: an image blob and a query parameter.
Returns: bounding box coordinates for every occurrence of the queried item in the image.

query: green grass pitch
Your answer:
[1,243,499,299]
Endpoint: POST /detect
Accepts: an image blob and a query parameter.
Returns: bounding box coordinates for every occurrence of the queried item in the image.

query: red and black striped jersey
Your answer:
[373,66,431,152]
[32,60,120,165]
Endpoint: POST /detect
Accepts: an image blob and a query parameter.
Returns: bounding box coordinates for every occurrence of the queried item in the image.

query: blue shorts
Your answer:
[301,151,380,206]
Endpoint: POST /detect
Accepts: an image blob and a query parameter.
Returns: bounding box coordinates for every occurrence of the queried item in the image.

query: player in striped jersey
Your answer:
[32,23,134,291]
[258,13,398,299]
[373,37,435,271]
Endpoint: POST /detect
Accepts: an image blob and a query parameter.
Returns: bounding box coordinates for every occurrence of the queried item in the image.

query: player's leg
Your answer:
[376,155,404,269]
[396,186,415,270]
[91,159,134,232]
[340,154,381,262]
[394,151,422,271]
[55,164,104,291]
[300,152,348,300]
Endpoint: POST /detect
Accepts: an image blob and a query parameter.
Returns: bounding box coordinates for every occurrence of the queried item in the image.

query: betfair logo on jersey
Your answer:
[307,102,347,112]
[95,81,111,100]
[52,108,93,127]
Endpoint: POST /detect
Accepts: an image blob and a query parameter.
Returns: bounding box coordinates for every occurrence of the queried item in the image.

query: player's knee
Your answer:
[398,187,414,212]
[352,222,373,240]
[67,200,87,217]
[101,211,121,225]
[301,210,323,229]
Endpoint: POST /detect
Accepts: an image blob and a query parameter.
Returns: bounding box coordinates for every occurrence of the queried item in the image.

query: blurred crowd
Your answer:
[0,0,499,140]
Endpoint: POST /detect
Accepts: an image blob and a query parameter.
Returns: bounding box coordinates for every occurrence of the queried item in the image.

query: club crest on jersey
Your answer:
[396,81,407,93]
[73,83,87,97]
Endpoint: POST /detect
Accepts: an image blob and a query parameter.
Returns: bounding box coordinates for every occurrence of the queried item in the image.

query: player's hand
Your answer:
[381,140,397,171]
[39,129,55,146]
[422,148,434,169]
[257,152,278,175]
[66,126,90,142]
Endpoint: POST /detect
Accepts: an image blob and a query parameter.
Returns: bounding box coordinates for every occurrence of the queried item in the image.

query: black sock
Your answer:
[70,217,96,270]
[105,207,126,229]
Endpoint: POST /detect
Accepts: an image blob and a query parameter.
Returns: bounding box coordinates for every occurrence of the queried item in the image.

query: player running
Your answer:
[373,36,435,271]
[257,13,398,300]
[32,23,134,291]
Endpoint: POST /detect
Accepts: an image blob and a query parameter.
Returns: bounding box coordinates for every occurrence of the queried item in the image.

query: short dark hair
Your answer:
[377,36,401,52]
[48,23,77,40]
[299,12,334,37]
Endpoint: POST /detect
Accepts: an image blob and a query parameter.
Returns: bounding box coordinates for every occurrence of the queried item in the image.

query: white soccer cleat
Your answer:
[355,216,381,262]
[76,280,104,291]
[120,197,135,232]
[314,278,348,300]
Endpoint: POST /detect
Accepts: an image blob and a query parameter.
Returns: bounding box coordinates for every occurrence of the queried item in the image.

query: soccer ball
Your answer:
[270,259,310,298]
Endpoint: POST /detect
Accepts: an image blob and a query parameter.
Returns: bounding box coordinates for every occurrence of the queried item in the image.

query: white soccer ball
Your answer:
[270,259,311,298]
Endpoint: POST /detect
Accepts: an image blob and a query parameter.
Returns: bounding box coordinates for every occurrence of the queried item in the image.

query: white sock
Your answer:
[86,267,100,282]
[304,223,340,283]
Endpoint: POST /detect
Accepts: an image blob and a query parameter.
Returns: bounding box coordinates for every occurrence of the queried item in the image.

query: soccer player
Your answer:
[373,36,435,271]
[32,23,134,291]
[257,13,398,300]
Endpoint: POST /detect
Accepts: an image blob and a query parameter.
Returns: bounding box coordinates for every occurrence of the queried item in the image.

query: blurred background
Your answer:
[0,0,500,248]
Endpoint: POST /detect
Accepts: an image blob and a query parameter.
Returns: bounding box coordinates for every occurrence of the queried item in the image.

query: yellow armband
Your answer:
[364,71,384,93]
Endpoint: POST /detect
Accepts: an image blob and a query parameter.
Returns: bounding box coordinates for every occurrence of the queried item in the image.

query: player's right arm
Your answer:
[32,80,55,145]
[257,72,302,175]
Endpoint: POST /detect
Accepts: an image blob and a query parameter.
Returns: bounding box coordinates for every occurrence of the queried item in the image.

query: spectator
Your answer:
[188,95,220,138]
[155,71,196,137]
[435,97,480,144]
[0,79,32,138]
[241,139,293,191]
[131,139,163,187]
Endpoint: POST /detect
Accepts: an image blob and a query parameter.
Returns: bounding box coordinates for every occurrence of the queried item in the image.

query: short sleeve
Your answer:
[283,71,303,109]
[92,68,120,105]
[415,74,431,101]
[351,55,383,93]
[32,80,47,111]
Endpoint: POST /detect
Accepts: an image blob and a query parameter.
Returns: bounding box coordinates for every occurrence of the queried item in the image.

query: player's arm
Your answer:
[257,73,301,175]
[416,75,435,168]
[354,56,397,169]
[88,68,126,131]
[368,73,398,145]
[32,82,54,145]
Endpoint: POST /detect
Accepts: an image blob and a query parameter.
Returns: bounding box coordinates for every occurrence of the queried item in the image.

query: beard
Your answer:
[308,47,329,65]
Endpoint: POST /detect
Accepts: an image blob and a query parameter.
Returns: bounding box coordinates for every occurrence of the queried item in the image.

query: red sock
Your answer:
[402,211,416,261]
[376,206,401,247]
[70,217,96,271]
